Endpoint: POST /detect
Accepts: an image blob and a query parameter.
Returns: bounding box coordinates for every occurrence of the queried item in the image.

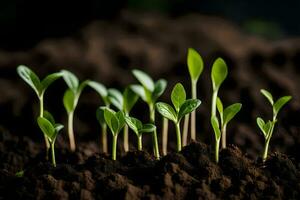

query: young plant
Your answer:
[183,48,204,146]
[257,89,292,162]
[125,116,156,151]
[88,81,110,153]
[17,65,62,157]
[107,87,139,152]
[37,112,64,167]
[131,69,167,159]
[156,83,201,152]
[216,98,242,149]
[210,58,228,163]
[61,70,90,152]
[103,108,125,160]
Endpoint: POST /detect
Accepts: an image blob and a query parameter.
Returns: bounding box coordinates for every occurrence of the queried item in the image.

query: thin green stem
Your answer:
[211,90,218,117]
[123,124,129,152]
[51,142,56,167]
[149,104,160,159]
[262,139,270,162]
[138,136,142,151]
[221,124,227,149]
[182,115,189,146]
[101,124,108,153]
[215,139,220,163]
[112,135,118,160]
[162,118,168,156]
[68,111,76,152]
[191,82,197,140]
[175,123,182,152]
[39,95,50,160]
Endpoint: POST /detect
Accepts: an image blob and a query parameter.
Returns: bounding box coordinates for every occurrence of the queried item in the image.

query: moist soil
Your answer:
[0,12,300,199]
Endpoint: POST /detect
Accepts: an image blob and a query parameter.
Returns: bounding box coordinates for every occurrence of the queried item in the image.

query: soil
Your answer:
[0,11,300,199]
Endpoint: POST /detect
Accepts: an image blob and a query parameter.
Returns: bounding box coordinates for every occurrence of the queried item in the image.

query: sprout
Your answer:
[216,98,242,149]
[61,70,89,152]
[257,89,292,162]
[107,87,139,152]
[131,69,167,159]
[37,112,64,167]
[125,116,156,151]
[87,81,110,153]
[103,108,125,160]
[156,83,201,152]
[183,48,204,146]
[210,58,228,163]
[17,65,62,158]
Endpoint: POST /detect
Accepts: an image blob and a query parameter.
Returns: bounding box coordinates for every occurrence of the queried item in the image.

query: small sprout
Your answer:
[103,108,125,160]
[257,89,292,162]
[210,58,228,163]
[183,48,204,145]
[131,69,167,159]
[108,87,139,152]
[216,98,242,149]
[156,83,201,152]
[37,112,64,167]
[88,81,110,153]
[15,170,24,177]
[125,116,156,151]
[17,65,62,157]
[61,70,90,152]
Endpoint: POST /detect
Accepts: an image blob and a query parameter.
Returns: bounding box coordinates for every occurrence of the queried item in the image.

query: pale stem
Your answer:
[149,104,160,159]
[138,136,142,151]
[39,95,50,160]
[101,124,108,153]
[221,124,227,149]
[51,142,56,167]
[182,115,189,146]
[215,139,220,163]
[123,124,129,152]
[112,135,118,160]
[211,90,218,117]
[175,122,182,152]
[68,111,76,152]
[191,81,197,140]
[162,118,168,156]
[262,139,270,162]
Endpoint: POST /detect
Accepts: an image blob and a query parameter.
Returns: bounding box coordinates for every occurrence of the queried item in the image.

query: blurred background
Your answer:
[0,0,299,161]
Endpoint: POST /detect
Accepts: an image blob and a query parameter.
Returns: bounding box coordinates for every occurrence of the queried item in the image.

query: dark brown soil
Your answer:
[0,12,300,199]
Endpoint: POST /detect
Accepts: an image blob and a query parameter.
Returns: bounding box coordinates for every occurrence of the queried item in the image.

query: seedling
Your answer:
[88,81,110,153]
[257,89,291,162]
[61,70,90,152]
[125,116,156,151]
[183,48,204,146]
[17,65,62,157]
[156,83,201,152]
[216,98,242,149]
[37,112,64,167]
[103,107,125,160]
[131,69,167,159]
[107,87,139,152]
[210,58,228,163]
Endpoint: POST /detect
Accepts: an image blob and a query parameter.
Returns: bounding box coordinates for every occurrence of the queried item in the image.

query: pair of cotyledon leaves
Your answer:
[37,112,64,143]
[156,83,201,124]
[257,89,292,139]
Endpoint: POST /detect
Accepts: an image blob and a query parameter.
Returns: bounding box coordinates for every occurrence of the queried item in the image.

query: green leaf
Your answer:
[125,116,142,135]
[63,89,75,114]
[116,111,125,131]
[256,117,268,139]
[17,65,41,96]
[260,89,274,105]
[123,87,139,114]
[211,115,221,140]
[178,99,201,122]
[104,108,118,135]
[130,84,147,102]
[96,106,106,126]
[54,124,64,133]
[171,83,186,112]
[216,97,223,115]
[211,58,228,90]
[187,48,204,82]
[132,69,154,92]
[152,79,167,102]
[41,72,63,92]
[44,111,55,124]
[155,102,177,122]
[15,170,24,177]
[140,124,156,133]
[108,89,123,111]
[37,117,56,142]
[87,81,109,104]
[61,70,79,92]
[273,96,292,116]
[223,103,242,125]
